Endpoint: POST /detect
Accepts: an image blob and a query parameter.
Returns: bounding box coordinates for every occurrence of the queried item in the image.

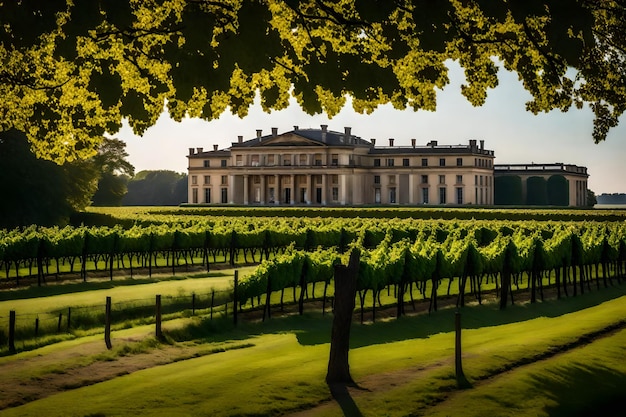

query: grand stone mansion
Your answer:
[187,126,588,207]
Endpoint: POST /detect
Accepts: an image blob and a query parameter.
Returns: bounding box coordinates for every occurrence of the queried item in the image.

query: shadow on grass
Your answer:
[167,284,626,349]
[524,362,626,417]
[328,383,366,417]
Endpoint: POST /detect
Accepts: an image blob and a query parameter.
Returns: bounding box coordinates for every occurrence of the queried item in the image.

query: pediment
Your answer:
[256,133,324,147]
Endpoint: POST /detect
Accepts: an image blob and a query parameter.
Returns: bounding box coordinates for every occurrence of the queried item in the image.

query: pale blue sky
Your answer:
[116,62,626,195]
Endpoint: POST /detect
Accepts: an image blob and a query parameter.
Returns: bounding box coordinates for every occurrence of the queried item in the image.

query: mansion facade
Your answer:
[187,126,496,206]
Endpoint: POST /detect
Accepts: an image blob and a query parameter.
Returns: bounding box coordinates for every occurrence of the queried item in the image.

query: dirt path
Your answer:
[0,333,208,410]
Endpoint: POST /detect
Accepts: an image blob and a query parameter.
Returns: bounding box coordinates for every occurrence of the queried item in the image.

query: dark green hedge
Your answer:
[494,175,523,205]
[526,176,548,206]
[547,175,569,206]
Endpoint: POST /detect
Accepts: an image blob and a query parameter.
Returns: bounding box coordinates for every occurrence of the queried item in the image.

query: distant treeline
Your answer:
[597,193,626,205]
[122,170,187,206]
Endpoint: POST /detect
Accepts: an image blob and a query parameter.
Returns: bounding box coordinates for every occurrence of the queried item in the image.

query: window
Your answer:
[475,175,478,185]
[203,160,210,168]
[204,188,211,204]
[221,159,227,167]
[332,187,339,201]
[422,188,429,204]
[315,155,322,166]
[387,158,395,167]
[283,156,291,165]
[403,158,409,167]
[421,158,428,167]
[331,174,338,184]
[268,176,275,185]
[253,175,261,184]
[374,175,381,184]
[191,175,197,185]
[251,155,259,166]
[480,176,483,186]
[456,158,463,166]
[204,175,210,185]
[374,158,381,167]
[439,187,447,204]
[299,154,307,165]
[421,175,428,184]
[221,188,228,204]
[375,188,381,203]
[331,154,338,166]
[389,187,396,203]
[235,155,243,166]
[389,175,396,184]
[439,175,445,185]
[439,158,446,167]
[316,175,322,184]
[221,175,227,185]
[267,154,275,165]
[192,188,198,204]
[456,187,463,204]
[268,188,275,203]
[456,175,462,184]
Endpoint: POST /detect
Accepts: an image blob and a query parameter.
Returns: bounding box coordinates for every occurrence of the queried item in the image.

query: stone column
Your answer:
[306,174,311,204]
[243,175,249,205]
[275,174,280,205]
[321,174,327,205]
[260,175,266,204]
[340,174,347,205]
[228,175,235,204]
[290,174,295,205]
[409,174,415,204]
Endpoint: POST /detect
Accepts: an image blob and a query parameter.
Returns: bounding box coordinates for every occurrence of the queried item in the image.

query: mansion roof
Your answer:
[188,126,495,158]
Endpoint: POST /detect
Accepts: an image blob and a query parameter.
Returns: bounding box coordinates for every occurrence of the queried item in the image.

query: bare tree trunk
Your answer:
[326,250,360,385]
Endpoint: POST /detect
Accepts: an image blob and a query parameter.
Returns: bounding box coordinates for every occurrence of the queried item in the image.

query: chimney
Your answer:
[213,144,218,151]
[256,129,262,139]
[189,148,195,156]
[321,124,328,132]
[469,139,477,149]
[293,125,299,131]
[371,138,376,146]
[272,127,278,137]
[196,147,203,153]
[411,138,416,148]
[344,126,351,139]
[321,124,327,142]
[429,140,438,147]
[238,135,243,143]
[480,140,484,151]
[389,138,394,147]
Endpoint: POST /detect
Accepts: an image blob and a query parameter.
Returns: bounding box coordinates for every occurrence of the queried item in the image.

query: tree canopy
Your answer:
[0,130,97,228]
[1,0,624,162]
[0,132,134,227]
[91,138,135,206]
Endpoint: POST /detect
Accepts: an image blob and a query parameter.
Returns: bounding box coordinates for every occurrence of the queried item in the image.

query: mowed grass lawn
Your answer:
[1,283,625,417]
